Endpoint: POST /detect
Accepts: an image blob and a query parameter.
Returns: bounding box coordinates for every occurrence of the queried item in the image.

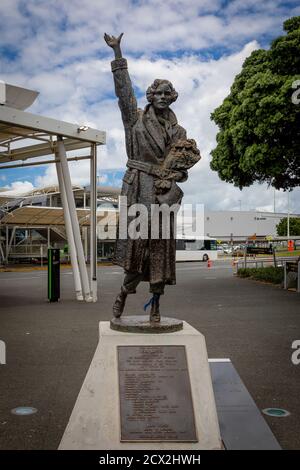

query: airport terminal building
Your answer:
[1,183,299,265]
[0,185,119,265]
[203,210,299,242]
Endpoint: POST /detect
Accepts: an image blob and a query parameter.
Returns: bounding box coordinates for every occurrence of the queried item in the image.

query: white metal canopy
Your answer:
[0,82,39,110]
[0,83,106,302]
[0,109,105,164]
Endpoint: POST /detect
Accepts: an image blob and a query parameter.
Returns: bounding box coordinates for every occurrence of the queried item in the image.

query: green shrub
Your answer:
[237,266,284,284]
[237,268,251,278]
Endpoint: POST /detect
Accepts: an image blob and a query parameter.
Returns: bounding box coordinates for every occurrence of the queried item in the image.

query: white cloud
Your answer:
[3,181,35,195]
[1,1,299,214]
[0,0,295,73]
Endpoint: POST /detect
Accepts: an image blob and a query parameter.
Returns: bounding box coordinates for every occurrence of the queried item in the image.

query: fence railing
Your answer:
[283,260,300,293]
[9,244,48,257]
[234,256,299,273]
[234,256,300,294]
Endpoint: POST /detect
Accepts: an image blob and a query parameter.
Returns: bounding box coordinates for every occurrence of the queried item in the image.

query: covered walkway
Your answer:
[0,81,106,301]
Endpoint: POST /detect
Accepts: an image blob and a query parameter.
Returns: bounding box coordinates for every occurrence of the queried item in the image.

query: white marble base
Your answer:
[59,321,222,450]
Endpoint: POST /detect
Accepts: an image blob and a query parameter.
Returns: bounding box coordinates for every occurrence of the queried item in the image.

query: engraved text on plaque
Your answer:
[117,345,197,442]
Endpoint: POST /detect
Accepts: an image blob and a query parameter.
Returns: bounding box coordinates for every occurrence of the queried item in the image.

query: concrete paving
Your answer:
[0,261,299,449]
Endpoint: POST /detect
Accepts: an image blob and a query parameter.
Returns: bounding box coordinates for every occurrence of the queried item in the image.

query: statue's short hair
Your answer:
[146,79,178,104]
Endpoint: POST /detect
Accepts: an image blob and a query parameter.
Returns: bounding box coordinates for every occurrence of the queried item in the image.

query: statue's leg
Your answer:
[112,270,143,318]
[149,282,165,322]
[112,285,128,318]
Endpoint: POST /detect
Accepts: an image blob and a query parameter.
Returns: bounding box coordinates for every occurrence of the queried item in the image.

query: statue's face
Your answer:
[152,83,172,111]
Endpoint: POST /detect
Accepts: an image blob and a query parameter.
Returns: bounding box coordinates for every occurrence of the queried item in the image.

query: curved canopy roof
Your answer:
[1,205,117,227]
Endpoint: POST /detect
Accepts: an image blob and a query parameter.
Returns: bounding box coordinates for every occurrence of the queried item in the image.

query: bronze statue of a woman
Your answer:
[104,33,200,322]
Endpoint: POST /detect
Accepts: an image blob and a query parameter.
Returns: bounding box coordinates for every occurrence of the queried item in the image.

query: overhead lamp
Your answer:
[77,125,89,133]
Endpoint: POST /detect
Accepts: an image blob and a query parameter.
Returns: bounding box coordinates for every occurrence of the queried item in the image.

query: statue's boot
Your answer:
[113,286,127,318]
[150,293,161,322]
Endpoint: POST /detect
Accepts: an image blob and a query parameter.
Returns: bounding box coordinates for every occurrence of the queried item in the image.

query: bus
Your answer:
[176,236,218,262]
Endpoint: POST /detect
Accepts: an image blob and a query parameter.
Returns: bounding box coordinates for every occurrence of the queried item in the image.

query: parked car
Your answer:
[232,246,245,257]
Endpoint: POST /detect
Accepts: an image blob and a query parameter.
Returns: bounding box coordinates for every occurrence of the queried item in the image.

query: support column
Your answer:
[55,158,83,301]
[83,189,88,262]
[82,186,88,263]
[90,143,98,302]
[56,137,91,301]
[284,261,287,290]
[0,240,5,264]
[5,226,9,263]
[8,227,16,256]
[83,227,88,262]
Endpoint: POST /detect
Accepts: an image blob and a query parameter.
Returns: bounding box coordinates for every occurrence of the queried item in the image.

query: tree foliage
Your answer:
[276,216,300,236]
[210,16,300,190]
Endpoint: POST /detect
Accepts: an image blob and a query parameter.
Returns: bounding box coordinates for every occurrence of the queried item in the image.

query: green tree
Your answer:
[210,16,300,190]
[276,216,300,236]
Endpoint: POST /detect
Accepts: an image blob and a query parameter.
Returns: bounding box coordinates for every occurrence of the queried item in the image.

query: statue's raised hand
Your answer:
[104,33,123,59]
[104,33,123,49]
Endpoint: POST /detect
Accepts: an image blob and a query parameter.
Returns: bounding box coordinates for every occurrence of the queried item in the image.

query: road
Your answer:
[0,261,299,449]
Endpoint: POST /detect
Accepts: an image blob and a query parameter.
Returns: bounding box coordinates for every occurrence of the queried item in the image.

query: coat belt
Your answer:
[126,159,171,179]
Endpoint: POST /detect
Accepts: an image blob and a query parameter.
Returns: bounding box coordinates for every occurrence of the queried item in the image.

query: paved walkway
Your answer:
[0,261,299,449]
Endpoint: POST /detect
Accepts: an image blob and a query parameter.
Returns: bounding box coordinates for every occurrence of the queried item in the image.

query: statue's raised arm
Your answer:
[104,32,138,131]
[104,33,124,59]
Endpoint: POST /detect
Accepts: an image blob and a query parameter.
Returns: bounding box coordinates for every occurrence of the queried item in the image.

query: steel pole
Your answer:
[0,240,5,264]
[5,226,8,263]
[90,143,98,302]
[287,191,290,239]
[8,227,16,255]
[56,137,91,301]
[284,261,287,289]
[55,158,83,301]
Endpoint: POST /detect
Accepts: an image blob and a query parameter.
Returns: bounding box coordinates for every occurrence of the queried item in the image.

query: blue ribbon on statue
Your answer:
[143,296,154,311]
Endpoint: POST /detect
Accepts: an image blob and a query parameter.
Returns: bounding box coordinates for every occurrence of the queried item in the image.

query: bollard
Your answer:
[48,248,60,302]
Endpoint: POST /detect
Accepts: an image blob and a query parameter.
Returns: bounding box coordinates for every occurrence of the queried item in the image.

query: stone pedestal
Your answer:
[59,321,222,450]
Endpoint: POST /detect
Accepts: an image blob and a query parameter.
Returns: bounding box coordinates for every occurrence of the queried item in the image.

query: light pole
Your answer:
[287,190,290,239]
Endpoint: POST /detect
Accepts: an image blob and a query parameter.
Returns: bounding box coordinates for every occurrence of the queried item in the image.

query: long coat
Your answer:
[111,57,187,285]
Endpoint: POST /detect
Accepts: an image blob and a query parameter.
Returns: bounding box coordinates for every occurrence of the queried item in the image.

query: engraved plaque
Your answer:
[117,345,198,442]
